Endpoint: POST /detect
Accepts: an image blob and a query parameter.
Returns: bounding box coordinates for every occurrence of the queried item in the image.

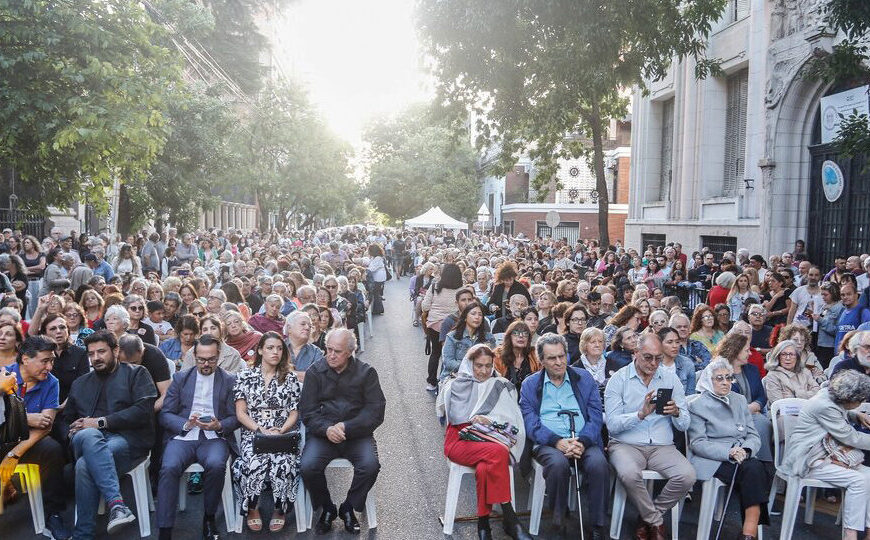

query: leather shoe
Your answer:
[736,535,756,540]
[477,528,493,540]
[548,522,567,540]
[503,522,532,540]
[634,521,651,540]
[340,507,361,534]
[653,523,667,540]
[315,507,337,535]
[591,525,607,540]
[202,518,220,540]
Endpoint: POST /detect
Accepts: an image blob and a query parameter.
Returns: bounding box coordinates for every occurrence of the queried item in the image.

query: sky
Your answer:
[277,0,432,146]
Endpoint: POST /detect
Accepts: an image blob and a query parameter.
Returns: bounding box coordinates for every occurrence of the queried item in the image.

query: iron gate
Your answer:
[536,221,580,244]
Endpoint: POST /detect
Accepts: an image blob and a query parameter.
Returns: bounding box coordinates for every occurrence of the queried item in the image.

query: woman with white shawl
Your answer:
[436,344,531,540]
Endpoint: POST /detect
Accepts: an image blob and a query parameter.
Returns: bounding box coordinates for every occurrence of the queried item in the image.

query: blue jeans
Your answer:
[71,428,134,539]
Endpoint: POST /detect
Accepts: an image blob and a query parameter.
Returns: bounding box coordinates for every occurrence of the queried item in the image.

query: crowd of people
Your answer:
[4,223,870,540]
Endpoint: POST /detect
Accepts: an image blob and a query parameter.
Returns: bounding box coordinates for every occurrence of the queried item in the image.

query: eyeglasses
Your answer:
[640,354,663,363]
[749,311,765,317]
[779,351,798,358]
[512,331,530,338]
[195,357,218,364]
[325,284,338,289]
[191,311,204,316]
[129,305,144,311]
[713,374,736,382]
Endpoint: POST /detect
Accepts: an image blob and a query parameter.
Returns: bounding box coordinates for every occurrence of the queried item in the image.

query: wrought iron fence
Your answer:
[0,208,45,238]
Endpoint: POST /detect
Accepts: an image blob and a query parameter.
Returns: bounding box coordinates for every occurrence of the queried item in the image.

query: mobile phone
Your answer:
[654,388,674,415]
[198,415,214,423]
[178,269,189,276]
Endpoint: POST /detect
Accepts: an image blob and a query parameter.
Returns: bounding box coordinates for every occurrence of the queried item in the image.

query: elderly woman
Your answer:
[647,309,670,335]
[40,313,89,404]
[436,344,529,540]
[284,310,324,382]
[232,332,302,533]
[494,321,540,393]
[689,360,770,540]
[441,301,495,381]
[180,314,244,373]
[571,327,608,397]
[777,324,827,385]
[123,294,158,346]
[780,370,870,540]
[248,294,286,336]
[762,339,821,404]
[223,310,262,365]
[716,332,772,462]
[473,268,491,305]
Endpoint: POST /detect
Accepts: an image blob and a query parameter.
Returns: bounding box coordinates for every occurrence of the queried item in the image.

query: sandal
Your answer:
[247,509,263,532]
[269,514,286,532]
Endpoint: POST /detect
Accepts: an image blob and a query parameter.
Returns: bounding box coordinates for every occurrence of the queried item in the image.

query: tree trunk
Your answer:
[589,103,610,247]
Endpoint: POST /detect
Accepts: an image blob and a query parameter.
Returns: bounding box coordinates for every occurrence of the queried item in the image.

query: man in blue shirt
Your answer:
[604,333,694,540]
[519,334,609,540]
[836,281,870,352]
[1,336,69,539]
[85,251,115,282]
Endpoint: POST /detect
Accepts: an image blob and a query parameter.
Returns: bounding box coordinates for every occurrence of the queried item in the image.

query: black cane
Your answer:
[713,462,740,540]
[557,410,585,540]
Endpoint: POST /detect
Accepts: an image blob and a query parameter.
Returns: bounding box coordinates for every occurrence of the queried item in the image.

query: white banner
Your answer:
[820,85,869,144]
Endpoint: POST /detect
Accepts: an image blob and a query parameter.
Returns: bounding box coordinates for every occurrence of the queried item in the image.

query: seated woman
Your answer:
[561,304,588,363]
[441,302,495,380]
[248,294,286,336]
[780,370,870,540]
[181,315,244,373]
[494,321,540,393]
[657,326,697,395]
[690,305,725,356]
[762,339,821,404]
[646,309,670,336]
[436,344,530,540]
[602,305,642,350]
[223,310,262,366]
[776,324,827,385]
[689,360,770,540]
[283,310,323,382]
[158,315,200,369]
[519,307,540,347]
[604,325,638,375]
[716,332,773,463]
[232,331,303,533]
[571,327,608,398]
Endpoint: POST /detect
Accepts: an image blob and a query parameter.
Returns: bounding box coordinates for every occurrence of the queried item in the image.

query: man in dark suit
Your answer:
[156,335,239,540]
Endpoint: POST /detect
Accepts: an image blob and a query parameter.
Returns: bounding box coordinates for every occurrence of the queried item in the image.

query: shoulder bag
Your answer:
[253,431,301,455]
[0,392,29,453]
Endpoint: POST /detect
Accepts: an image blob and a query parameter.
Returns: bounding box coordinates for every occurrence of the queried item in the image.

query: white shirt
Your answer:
[789,285,824,331]
[175,371,217,441]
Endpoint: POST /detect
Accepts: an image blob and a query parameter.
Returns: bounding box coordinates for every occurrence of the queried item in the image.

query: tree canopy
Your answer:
[363,105,480,223]
[417,0,727,245]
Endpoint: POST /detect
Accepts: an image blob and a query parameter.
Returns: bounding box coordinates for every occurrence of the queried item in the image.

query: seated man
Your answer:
[1,336,70,539]
[156,335,239,540]
[300,328,386,534]
[491,293,529,336]
[604,333,694,540]
[519,333,609,540]
[60,330,158,538]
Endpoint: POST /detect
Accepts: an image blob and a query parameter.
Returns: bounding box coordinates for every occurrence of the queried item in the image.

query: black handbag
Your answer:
[0,392,29,452]
[252,431,301,455]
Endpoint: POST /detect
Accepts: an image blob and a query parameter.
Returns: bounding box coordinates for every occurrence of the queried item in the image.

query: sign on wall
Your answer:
[821,160,845,203]
[820,85,869,144]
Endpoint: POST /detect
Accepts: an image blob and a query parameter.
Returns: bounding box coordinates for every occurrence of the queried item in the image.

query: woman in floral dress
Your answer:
[232,331,303,532]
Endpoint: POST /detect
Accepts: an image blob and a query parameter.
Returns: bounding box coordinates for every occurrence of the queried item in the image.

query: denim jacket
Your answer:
[440,328,495,380]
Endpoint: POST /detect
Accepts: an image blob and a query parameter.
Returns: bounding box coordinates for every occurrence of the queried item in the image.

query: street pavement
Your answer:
[3,278,839,539]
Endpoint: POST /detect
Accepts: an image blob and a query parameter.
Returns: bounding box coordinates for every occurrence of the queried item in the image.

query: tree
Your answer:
[363,105,480,223]
[0,0,182,214]
[417,0,728,245]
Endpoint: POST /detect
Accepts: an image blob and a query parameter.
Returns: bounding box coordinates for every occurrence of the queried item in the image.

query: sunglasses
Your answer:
[713,374,736,382]
[129,305,144,311]
[512,331,530,338]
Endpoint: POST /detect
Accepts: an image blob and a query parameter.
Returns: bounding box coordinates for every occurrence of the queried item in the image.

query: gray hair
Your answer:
[325,327,357,354]
[284,309,313,331]
[104,304,131,328]
[848,331,869,357]
[265,293,284,306]
[766,339,802,372]
[535,332,568,360]
[829,370,870,405]
[669,313,689,326]
[297,285,316,298]
[118,333,144,358]
[0,307,21,323]
[122,294,146,309]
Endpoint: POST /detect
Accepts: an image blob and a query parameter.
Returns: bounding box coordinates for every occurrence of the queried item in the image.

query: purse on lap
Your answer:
[252,431,301,455]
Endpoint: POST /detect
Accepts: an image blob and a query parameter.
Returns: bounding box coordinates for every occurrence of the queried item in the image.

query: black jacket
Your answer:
[300,356,385,440]
[52,344,90,404]
[60,362,158,456]
[487,282,532,319]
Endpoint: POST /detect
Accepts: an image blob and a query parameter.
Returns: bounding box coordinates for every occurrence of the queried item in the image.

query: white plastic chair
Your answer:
[7,463,45,535]
[526,457,581,536]
[610,470,682,540]
[81,454,155,537]
[768,398,844,540]
[178,461,237,533]
[304,458,377,530]
[442,460,517,535]
[357,322,366,352]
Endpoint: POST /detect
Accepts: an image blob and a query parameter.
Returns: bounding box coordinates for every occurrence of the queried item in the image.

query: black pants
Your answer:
[371,282,384,315]
[425,327,443,386]
[19,436,66,514]
[714,457,770,525]
[534,444,610,527]
[301,436,380,513]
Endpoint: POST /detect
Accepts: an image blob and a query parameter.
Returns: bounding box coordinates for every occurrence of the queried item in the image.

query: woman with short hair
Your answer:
[223,311,262,365]
[180,314,244,373]
[762,339,821,404]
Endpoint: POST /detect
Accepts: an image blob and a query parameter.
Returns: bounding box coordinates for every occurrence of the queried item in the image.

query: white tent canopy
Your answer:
[404,207,468,230]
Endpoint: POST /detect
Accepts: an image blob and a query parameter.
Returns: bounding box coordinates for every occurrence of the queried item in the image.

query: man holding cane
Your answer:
[519,333,610,540]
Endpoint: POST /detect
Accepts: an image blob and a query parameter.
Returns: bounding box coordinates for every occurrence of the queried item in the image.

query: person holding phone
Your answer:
[604,333,694,540]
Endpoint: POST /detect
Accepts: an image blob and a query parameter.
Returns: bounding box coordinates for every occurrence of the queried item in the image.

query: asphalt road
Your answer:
[3,278,839,539]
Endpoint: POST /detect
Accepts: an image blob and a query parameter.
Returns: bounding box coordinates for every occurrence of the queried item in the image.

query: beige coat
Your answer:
[762,365,821,404]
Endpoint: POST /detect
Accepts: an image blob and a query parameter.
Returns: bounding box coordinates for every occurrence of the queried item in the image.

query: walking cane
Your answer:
[713,461,740,540]
[557,410,586,540]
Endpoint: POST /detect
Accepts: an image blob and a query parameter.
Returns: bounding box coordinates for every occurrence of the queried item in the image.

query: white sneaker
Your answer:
[425,383,437,391]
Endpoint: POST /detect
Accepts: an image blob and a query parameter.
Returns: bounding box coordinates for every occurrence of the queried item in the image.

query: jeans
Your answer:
[71,428,136,540]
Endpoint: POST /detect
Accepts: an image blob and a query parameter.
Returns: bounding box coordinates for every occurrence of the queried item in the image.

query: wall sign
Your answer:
[821,160,845,203]
[820,85,869,144]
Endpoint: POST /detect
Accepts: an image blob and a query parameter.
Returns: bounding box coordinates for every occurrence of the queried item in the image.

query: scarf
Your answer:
[696,363,731,405]
[248,313,285,335]
[580,354,606,385]
[226,330,263,362]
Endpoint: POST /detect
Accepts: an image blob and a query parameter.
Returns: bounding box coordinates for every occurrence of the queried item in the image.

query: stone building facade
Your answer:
[625,0,868,265]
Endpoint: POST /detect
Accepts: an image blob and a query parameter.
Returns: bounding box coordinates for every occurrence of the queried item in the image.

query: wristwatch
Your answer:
[97,417,107,430]
[6,451,20,460]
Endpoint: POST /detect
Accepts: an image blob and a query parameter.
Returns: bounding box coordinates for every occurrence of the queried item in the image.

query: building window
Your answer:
[641,233,667,251]
[502,220,514,236]
[727,0,750,23]
[537,221,580,244]
[701,235,738,260]
[723,69,748,197]
[659,99,674,201]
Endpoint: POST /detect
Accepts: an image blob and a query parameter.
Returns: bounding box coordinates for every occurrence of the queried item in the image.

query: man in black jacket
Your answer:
[300,328,386,535]
[61,330,158,539]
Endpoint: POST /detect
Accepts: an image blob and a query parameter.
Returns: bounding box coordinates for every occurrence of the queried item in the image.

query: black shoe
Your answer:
[106,504,136,534]
[477,528,493,540]
[339,503,361,534]
[548,522,567,540]
[202,517,220,540]
[503,522,532,540]
[315,506,337,535]
[591,525,607,540]
[46,513,71,540]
